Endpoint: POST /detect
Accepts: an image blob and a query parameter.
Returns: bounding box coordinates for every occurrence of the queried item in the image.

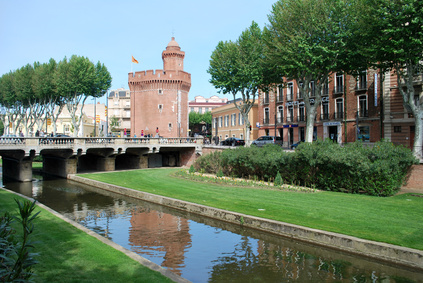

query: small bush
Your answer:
[0,199,39,281]
[189,165,195,174]
[216,169,224,178]
[274,172,283,186]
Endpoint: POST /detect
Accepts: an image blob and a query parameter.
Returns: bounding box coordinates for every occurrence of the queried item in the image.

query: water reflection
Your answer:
[2,175,422,283]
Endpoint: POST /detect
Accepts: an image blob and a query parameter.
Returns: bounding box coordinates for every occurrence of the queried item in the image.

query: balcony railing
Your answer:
[263,117,270,124]
[297,115,305,122]
[321,113,330,120]
[277,94,283,103]
[356,81,367,91]
[322,87,329,95]
[286,116,294,123]
[334,85,344,94]
[287,94,293,101]
[334,112,344,120]
[358,109,368,118]
[276,116,284,124]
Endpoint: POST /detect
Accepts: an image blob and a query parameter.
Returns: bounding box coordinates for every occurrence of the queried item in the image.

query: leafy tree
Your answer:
[109,115,120,132]
[208,22,282,144]
[32,58,63,134]
[0,71,20,135]
[359,0,423,157]
[264,0,350,142]
[189,111,211,128]
[55,55,111,137]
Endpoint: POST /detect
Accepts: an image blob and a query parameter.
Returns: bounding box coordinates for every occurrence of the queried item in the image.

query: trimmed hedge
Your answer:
[194,140,417,196]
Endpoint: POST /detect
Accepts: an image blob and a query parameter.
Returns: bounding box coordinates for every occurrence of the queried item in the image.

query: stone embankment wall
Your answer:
[69,174,423,271]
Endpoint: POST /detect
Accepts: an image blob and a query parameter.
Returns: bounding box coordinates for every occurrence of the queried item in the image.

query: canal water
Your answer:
[2,174,422,283]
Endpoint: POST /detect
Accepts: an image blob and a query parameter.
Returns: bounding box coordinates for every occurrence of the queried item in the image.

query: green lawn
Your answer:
[0,190,174,283]
[81,168,423,250]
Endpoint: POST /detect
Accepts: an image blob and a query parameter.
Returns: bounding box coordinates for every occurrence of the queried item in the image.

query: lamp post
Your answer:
[93,97,97,137]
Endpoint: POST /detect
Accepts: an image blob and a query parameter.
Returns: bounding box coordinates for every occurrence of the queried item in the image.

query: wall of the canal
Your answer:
[69,174,423,271]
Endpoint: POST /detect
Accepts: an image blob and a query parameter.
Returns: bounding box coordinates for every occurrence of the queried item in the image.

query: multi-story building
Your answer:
[128,37,191,138]
[383,71,423,153]
[189,95,228,114]
[211,100,259,144]
[257,70,382,147]
[108,88,131,137]
[43,102,107,137]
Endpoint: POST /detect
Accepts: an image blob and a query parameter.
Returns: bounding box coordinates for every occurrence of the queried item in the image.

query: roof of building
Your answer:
[166,37,180,51]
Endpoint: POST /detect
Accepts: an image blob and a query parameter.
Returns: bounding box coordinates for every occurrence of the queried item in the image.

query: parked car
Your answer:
[221,137,245,147]
[291,141,303,149]
[1,134,17,138]
[251,136,283,147]
[54,133,70,137]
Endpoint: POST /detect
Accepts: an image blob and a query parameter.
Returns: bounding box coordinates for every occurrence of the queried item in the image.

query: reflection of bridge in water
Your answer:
[0,137,203,181]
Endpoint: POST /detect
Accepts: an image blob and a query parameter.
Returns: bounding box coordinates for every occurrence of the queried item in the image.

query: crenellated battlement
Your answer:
[128,69,191,83]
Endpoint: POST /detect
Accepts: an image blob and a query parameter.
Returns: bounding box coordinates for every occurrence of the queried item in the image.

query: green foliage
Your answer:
[216,169,224,178]
[264,0,350,142]
[189,111,212,127]
[208,22,283,142]
[189,165,195,174]
[193,140,417,196]
[194,151,222,174]
[274,171,283,186]
[0,199,39,282]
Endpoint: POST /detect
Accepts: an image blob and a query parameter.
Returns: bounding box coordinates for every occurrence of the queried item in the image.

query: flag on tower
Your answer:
[131,55,139,64]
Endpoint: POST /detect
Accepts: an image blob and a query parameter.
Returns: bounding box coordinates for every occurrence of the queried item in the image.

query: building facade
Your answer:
[128,37,191,138]
[257,70,382,147]
[211,100,259,144]
[383,71,423,152]
[189,95,228,114]
[108,88,131,137]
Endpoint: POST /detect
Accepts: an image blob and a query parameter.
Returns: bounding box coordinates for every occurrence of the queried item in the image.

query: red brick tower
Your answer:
[128,37,191,137]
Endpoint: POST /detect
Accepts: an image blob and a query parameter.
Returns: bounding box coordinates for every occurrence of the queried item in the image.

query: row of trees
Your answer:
[0,55,111,137]
[208,0,423,156]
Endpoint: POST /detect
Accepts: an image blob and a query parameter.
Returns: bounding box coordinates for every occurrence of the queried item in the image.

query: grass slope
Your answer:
[81,168,423,250]
[0,190,173,283]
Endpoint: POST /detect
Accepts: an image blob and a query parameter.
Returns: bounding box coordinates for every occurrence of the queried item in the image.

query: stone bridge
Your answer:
[0,137,203,182]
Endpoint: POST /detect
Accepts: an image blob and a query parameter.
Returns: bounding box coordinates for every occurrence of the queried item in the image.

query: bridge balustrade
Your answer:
[0,136,203,146]
[0,137,24,144]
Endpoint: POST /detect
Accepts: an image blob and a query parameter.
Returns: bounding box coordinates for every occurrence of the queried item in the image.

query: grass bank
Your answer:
[81,168,423,250]
[0,189,174,283]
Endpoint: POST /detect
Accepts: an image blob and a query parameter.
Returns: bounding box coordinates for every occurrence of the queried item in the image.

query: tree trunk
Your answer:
[413,112,423,159]
[305,106,317,142]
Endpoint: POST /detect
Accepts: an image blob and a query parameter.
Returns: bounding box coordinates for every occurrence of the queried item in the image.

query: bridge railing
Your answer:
[39,137,75,145]
[0,137,204,146]
[0,137,25,145]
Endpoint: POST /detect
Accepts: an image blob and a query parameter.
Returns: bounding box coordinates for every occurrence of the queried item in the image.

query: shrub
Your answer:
[194,151,222,174]
[189,165,195,174]
[0,199,39,281]
[274,171,283,186]
[193,140,416,196]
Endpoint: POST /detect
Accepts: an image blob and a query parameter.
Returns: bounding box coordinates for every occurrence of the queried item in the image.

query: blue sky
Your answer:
[0,0,276,104]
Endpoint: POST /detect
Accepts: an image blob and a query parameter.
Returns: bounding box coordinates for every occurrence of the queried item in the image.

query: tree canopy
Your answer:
[264,0,352,142]
[357,0,423,156]
[0,55,111,137]
[208,21,282,143]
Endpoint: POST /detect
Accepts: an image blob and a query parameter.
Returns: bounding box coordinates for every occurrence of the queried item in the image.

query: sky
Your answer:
[0,0,277,104]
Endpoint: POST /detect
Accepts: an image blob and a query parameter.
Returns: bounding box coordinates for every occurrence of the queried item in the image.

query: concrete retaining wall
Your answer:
[68,174,423,270]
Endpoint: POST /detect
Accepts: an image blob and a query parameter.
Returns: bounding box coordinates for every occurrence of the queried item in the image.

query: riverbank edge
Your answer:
[68,174,423,271]
[0,187,191,283]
